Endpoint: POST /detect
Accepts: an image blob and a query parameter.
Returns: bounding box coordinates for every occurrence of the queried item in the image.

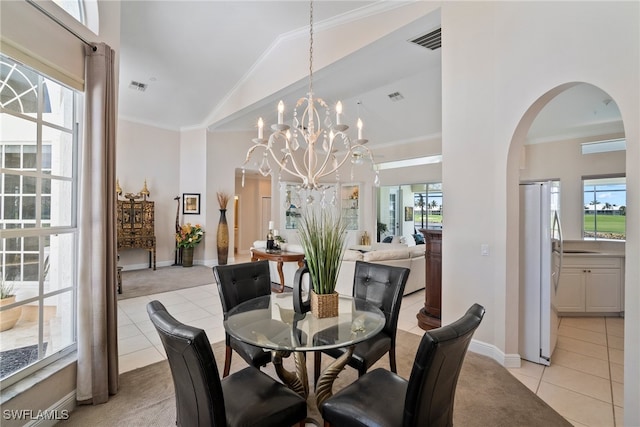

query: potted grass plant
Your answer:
[297,209,348,318]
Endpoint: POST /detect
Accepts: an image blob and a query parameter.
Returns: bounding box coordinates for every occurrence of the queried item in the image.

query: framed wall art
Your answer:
[404,206,414,221]
[183,193,201,214]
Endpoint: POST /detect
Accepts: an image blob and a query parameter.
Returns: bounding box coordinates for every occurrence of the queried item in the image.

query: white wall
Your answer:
[116,119,180,268]
[442,2,639,423]
[179,128,208,262]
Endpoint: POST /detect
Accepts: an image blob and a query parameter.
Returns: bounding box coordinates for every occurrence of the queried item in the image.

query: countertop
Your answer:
[561,240,625,258]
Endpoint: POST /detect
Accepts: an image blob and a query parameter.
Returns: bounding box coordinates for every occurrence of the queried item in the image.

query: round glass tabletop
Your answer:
[224,293,385,352]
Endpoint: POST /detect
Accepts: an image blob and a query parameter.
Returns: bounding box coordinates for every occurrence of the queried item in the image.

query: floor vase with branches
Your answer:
[216,192,230,265]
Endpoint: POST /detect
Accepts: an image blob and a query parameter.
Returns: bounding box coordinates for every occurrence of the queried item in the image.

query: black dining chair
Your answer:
[320,303,486,427]
[147,300,307,427]
[314,261,410,383]
[213,260,272,377]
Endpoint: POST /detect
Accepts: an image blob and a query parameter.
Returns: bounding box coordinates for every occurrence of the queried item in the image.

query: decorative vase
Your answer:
[293,262,311,314]
[217,209,229,265]
[0,296,23,331]
[311,290,339,318]
[182,246,194,267]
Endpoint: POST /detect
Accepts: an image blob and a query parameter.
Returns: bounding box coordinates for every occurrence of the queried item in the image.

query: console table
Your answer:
[418,228,441,330]
[250,248,304,293]
[117,199,156,270]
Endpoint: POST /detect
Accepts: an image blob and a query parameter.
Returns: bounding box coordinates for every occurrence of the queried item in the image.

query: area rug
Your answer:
[118,265,215,300]
[59,330,571,426]
[0,343,48,379]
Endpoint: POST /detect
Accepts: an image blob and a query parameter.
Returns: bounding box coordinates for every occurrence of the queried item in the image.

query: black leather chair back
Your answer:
[214,260,272,316]
[404,303,486,427]
[352,260,409,341]
[147,300,225,426]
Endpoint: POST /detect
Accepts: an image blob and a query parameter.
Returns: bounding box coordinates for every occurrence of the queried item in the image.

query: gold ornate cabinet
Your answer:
[117,199,156,270]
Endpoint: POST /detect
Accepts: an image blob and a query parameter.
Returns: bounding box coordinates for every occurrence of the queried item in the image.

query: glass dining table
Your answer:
[224,292,386,407]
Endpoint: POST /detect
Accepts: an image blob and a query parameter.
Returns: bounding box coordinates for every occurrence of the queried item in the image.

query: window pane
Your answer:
[0,59,39,116]
[5,236,20,251]
[49,180,73,227]
[4,145,21,168]
[44,233,75,293]
[3,173,20,194]
[43,78,74,129]
[3,196,19,219]
[0,118,37,168]
[42,177,51,194]
[44,292,74,353]
[583,177,626,240]
[23,253,39,280]
[42,145,52,169]
[23,145,37,169]
[3,253,21,282]
[22,196,36,220]
[43,127,73,178]
[23,176,36,194]
[23,235,38,251]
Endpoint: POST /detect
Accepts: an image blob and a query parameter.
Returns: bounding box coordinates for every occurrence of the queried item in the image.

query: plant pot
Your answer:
[182,246,194,267]
[0,296,23,331]
[311,290,339,318]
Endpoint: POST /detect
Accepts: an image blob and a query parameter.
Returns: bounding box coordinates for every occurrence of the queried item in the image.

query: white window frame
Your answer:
[1,54,79,388]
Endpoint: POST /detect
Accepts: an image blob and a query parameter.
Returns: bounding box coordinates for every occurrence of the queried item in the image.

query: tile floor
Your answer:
[508,316,624,427]
[117,259,624,427]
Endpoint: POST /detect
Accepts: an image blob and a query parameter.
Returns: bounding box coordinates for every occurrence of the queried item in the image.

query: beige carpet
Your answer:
[61,330,570,426]
[118,265,215,300]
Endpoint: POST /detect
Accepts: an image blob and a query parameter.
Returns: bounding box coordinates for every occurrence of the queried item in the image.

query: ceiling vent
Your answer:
[410,28,441,50]
[388,92,404,102]
[129,80,147,92]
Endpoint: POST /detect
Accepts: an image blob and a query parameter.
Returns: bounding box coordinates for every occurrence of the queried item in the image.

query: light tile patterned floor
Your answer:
[117,258,624,427]
[508,316,624,427]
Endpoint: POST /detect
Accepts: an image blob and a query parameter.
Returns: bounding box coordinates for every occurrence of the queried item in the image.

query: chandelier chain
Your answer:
[243,0,379,192]
[309,0,314,95]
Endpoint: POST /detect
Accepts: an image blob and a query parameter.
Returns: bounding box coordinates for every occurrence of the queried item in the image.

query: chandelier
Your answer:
[243,0,378,192]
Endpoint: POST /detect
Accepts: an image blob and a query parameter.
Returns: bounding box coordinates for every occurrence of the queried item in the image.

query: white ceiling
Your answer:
[118,1,624,148]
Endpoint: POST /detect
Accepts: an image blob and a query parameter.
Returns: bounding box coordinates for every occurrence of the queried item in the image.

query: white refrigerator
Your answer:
[519,182,563,365]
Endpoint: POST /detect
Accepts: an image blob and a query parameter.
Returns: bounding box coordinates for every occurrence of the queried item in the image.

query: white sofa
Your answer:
[251,240,425,296]
[335,244,425,296]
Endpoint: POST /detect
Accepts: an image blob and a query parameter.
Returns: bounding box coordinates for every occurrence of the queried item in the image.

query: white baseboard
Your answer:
[25,391,75,427]
[469,339,522,368]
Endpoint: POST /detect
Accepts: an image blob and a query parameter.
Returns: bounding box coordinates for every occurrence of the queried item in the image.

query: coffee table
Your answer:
[224,293,385,407]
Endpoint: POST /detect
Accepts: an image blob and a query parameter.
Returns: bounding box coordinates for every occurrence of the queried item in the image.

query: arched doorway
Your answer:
[507,82,626,423]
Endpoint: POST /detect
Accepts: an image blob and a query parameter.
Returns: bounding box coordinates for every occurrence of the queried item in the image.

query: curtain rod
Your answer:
[26,0,97,51]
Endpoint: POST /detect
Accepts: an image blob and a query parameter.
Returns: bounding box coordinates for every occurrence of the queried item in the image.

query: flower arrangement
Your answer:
[176,223,204,248]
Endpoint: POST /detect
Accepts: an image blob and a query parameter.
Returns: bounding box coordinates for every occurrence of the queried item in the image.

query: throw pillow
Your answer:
[413,233,425,245]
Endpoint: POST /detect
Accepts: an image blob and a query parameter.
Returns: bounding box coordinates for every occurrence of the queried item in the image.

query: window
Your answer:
[414,183,443,231]
[583,176,626,240]
[52,0,86,25]
[377,183,442,243]
[1,54,79,386]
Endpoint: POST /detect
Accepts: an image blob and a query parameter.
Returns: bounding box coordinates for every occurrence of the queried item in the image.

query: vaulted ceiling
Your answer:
[118,1,623,149]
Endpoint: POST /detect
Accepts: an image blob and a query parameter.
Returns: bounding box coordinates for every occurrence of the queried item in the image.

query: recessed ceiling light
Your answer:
[129,80,147,92]
[388,92,404,102]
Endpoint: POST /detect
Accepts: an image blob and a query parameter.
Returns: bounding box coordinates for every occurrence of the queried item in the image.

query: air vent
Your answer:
[388,92,404,102]
[410,28,441,50]
[129,80,147,92]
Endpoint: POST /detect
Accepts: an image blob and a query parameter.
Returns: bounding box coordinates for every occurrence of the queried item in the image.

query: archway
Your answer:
[506,82,626,423]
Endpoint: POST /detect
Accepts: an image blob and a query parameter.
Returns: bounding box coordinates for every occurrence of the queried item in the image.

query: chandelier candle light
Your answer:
[243,0,378,191]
